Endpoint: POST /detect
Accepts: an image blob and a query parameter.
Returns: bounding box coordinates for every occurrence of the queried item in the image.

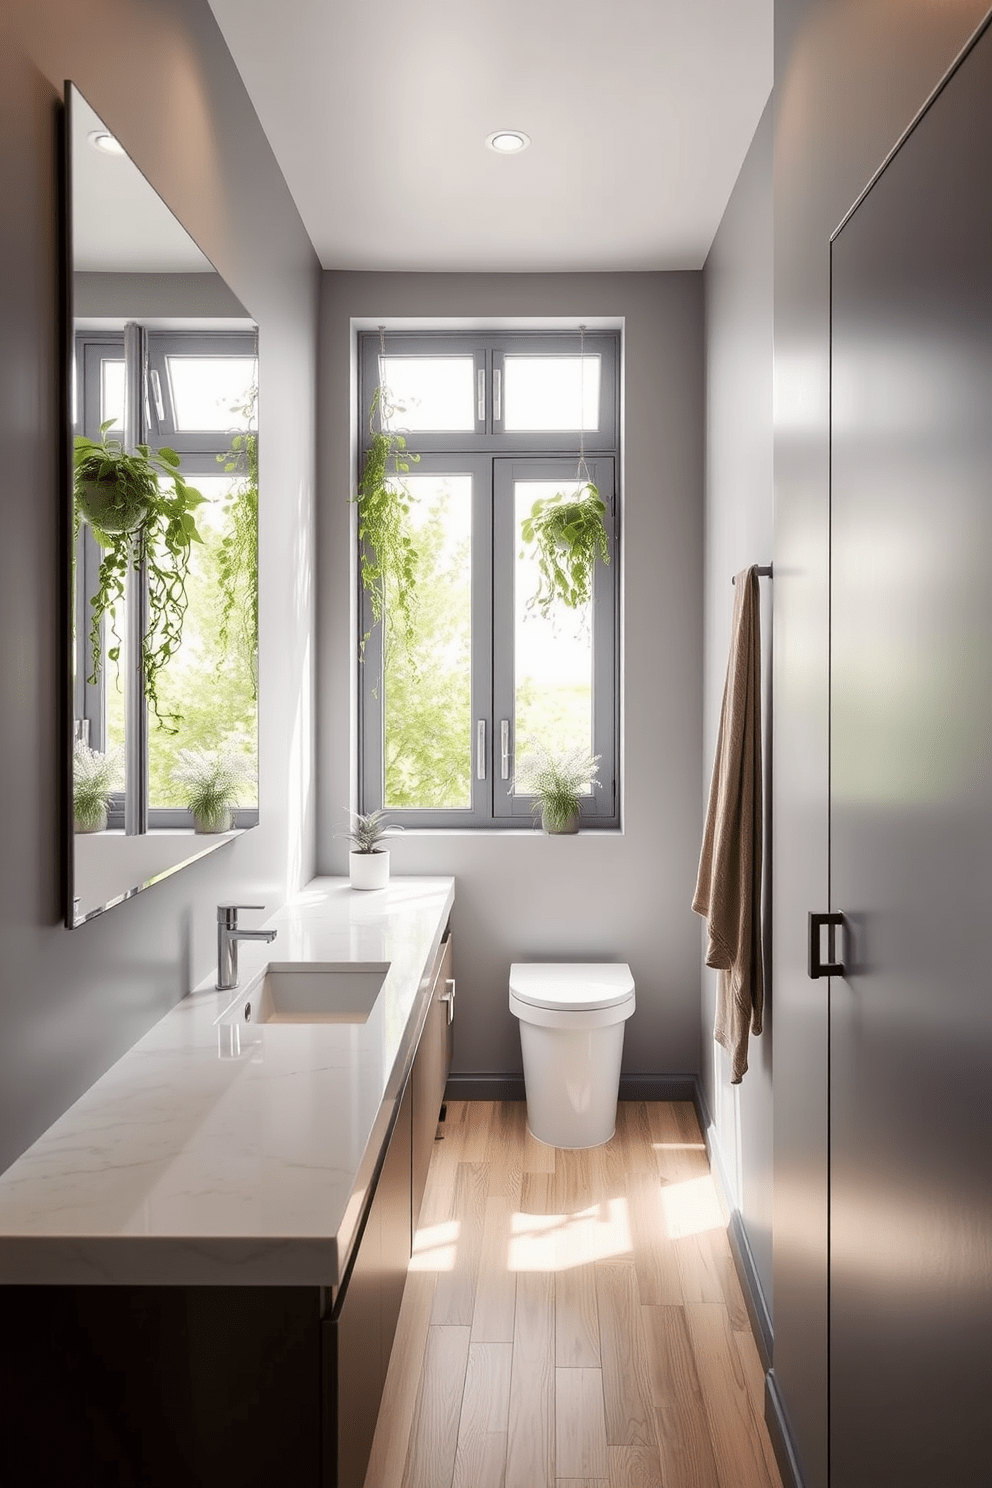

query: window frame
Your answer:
[357,328,621,831]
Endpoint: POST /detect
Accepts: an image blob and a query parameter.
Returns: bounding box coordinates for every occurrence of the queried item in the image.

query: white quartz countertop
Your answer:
[0,877,454,1288]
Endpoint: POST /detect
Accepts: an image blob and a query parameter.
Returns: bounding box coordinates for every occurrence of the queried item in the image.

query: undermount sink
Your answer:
[215,962,390,1027]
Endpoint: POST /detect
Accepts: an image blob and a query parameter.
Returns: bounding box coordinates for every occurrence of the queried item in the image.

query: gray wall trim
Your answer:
[696,1080,774,1368]
[728,1209,773,1369]
[444,1073,699,1103]
[765,1370,808,1488]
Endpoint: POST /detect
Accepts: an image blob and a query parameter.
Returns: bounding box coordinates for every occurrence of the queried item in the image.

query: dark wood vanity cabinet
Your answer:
[0,930,453,1488]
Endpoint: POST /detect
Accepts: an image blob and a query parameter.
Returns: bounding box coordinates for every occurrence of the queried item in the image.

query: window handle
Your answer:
[493,368,502,422]
[476,720,487,780]
[500,719,510,780]
[477,369,485,422]
[150,369,165,421]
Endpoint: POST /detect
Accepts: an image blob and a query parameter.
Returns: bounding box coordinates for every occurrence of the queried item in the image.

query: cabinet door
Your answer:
[327,1080,413,1488]
[829,23,992,1485]
[412,933,453,1230]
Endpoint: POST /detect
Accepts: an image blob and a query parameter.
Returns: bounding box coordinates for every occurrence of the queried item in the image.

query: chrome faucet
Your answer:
[216,904,277,991]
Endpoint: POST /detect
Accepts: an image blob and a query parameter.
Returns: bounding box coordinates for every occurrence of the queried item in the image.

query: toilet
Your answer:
[509,962,635,1149]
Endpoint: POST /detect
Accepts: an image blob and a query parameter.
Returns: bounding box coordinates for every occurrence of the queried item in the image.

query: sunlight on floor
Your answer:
[508,1197,632,1271]
[409,1218,460,1272]
[660,1174,724,1238]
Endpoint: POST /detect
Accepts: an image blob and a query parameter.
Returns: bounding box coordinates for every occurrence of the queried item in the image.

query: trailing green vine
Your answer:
[216,388,259,697]
[74,421,206,732]
[353,385,421,660]
[520,481,610,617]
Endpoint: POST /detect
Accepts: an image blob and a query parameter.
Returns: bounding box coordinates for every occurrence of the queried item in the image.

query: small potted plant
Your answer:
[73,741,123,833]
[171,745,250,833]
[342,808,402,890]
[513,742,601,834]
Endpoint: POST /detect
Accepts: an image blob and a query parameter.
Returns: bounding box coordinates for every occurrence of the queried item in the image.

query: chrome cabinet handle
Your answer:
[440,977,455,1025]
[500,719,510,780]
[476,720,487,780]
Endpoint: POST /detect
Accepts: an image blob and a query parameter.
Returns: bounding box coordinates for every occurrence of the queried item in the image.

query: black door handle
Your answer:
[808,911,845,979]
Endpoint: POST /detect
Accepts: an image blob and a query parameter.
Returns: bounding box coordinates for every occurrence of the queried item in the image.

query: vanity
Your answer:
[0,877,455,1487]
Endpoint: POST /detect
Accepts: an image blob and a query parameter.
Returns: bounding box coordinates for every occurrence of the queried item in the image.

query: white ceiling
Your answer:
[207,0,772,272]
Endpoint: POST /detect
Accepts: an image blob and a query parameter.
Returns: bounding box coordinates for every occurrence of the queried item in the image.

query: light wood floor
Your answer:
[364,1100,783,1488]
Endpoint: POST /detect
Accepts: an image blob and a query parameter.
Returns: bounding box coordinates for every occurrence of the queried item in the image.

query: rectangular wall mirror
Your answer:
[65,83,259,927]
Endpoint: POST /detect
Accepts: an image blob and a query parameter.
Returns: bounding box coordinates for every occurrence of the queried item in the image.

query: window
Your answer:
[74,329,259,829]
[358,330,620,829]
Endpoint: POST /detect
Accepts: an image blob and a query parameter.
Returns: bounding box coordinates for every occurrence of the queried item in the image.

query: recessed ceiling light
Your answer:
[87,128,126,157]
[486,130,530,154]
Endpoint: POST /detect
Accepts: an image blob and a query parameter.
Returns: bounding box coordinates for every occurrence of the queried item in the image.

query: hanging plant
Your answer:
[353,384,421,659]
[216,387,259,697]
[74,421,207,732]
[520,481,610,618]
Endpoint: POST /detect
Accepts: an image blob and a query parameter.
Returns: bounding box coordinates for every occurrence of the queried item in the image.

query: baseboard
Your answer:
[728,1209,774,1369]
[694,1082,774,1371]
[443,1073,699,1103]
[765,1370,807,1488]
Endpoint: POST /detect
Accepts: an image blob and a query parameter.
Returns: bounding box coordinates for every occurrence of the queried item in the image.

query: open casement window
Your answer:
[358,329,620,830]
[74,329,259,829]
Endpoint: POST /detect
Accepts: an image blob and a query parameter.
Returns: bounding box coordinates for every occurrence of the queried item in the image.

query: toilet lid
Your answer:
[509,962,634,1012]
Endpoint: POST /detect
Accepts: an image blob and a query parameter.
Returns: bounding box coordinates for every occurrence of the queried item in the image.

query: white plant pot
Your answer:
[350,849,390,891]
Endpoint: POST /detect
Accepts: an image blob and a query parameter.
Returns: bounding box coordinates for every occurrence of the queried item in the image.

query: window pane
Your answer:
[147,474,258,810]
[378,357,476,432]
[384,474,473,809]
[513,480,594,791]
[167,357,256,430]
[100,359,125,434]
[503,355,600,432]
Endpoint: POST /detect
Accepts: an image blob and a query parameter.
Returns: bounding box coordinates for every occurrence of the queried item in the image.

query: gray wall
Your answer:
[0,0,320,1174]
[318,272,704,1081]
[771,3,991,1485]
[701,100,774,1320]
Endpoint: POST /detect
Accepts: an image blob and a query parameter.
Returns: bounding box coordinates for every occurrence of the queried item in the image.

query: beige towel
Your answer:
[692,566,763,1083]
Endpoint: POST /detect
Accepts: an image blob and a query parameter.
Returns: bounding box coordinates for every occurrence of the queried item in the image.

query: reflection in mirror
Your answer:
[66,84,259,927]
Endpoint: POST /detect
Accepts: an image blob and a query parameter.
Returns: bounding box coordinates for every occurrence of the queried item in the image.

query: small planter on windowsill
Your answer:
[171,746,250,836]
[341,810,402,891]
[73,742,123,835]
[513,743,601,835]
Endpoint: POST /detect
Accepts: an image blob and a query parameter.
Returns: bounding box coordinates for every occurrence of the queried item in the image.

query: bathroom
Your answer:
[3,3,991,1487]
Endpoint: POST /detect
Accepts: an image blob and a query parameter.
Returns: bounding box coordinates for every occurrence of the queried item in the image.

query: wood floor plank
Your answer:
[451,1340,513,1488]
[522,1111,558,1174]
[472,1196,518,1343]
[365,1269,437,1488]
[505,1270,555,1488]
[401,1324,471,1488]
[595,1262,657,1451]
[608,1441,664,1488]
[431,1161,489,1325]
[641,1304,721,1488]
[555,1209,601,1367]
[555,1368,609,1480]
[733,1329,783,1488]
[684,1302,775,1488]
[616,1103,682,1306]
[485,1100,526,1202]
[645,1101,709,1183]
[461,1099,495,1162]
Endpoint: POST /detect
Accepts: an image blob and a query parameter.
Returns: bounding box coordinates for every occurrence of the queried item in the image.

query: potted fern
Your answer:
[171,745,249,833]
[74,421,207,732]
[72,741,123,833]
[342,808,402,890]
[513,742,601,834]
